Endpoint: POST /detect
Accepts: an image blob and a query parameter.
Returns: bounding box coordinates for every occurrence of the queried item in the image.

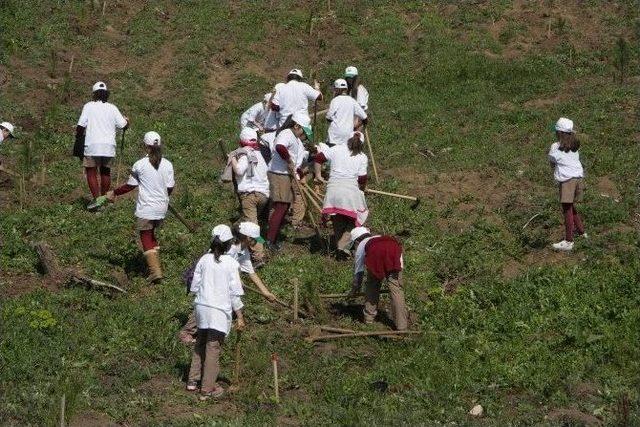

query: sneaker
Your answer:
[265,241,282,252]
[199,385,224,400]
[552,240,574,251]
[186,381,198,392]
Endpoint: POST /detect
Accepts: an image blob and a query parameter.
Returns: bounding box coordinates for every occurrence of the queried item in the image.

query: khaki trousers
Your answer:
[290,184,306,227]
[363,271,408,331]
[332,214,355,252]
[239,192,268,261]
[188,328,225,392]
[181,310,197,336]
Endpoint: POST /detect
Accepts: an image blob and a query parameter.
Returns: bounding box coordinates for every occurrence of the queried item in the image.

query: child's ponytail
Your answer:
[558,132,580,153]
[210,236,232,262]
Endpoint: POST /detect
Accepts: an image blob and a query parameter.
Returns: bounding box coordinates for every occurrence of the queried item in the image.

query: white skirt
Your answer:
[322,178,369,226]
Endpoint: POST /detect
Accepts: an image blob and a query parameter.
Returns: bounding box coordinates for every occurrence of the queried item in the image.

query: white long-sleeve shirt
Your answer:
[548,142,583,182]
[354,85,369,111]
[240,102,267,129]
[327,95,367,145]
[191,254,244,334]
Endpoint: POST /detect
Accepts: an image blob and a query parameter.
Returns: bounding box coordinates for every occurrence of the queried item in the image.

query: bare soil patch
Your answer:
[546,407,603,426]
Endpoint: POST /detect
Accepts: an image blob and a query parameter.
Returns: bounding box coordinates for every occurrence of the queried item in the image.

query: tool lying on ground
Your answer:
[306,325,421,342]
[244,283,310,318]
[168,204,197,233]
[365,188,421,209]
[319,290,389,299]
[364,127,380,184]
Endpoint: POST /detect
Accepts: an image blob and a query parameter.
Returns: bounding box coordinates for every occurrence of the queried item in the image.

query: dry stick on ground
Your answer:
[292,278,299,321]
[306,330,421,342]
[272,353,280,403]
[320,325,356,334]
[319,290,389,298]
[522,213,542,230]
[33,241,127,293]
[364,128,380,184]
[299,182,323,213]
[244,283,309,318]
[300,181,324,206]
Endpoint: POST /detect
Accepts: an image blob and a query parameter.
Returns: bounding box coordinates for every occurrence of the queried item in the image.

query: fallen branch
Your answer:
[244,283,309,318]
[522,213,542,230]
[305,330,421,342]
[320,325,356,334]
[319,290,389,299]
[70,275,127,294]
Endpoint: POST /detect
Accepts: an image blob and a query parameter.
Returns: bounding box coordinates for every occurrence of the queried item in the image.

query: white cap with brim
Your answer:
[143,131,161,146]
[0,122,15,138]
[555,117,574,133]
[334,78,348,89]
[212,224,233,242]
[240,127,258,142]
[345,66,358,78]
[288,68,303,78]
[350,227,370,244]
[92,81,108,92]
[239,221,265,243]
[291,112,313,140]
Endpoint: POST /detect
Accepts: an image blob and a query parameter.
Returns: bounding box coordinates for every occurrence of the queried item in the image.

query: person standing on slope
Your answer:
[344,66,369,112]
[326,79,368,146]
[239,93,279,133]
[76,81,129,210]
[314,131,368,257]
[348,227,409,331]
[548,117,586,252]
[265,112,313,250]
[105,131,174,283]
[186,224,245,400]
[271,69,322,126]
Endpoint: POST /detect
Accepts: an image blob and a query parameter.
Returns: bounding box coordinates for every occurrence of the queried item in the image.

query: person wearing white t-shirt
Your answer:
[548,117,586,252]
[345,66,370,111]
[327,79,368,146]
[271,69,322,126]
[229,128,270,262]
[266,112,313,250]
[76,82,129,209]
[105,131,174,283]
[0,121,16,170]
[240,93,279,132]
[314,131,369,256]
[187,224,245,399]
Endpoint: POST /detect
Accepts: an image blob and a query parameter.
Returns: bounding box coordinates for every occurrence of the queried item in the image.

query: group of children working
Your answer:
[0,65,587,399]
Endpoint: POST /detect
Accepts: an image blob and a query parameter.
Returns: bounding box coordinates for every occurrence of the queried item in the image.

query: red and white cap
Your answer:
[555,117,574,133]
[143,131,161,146]
[92,81,107,92]
[211,224,233,242]
[350,226,370,244]
[334,78,348,89]
[288,68,303,78]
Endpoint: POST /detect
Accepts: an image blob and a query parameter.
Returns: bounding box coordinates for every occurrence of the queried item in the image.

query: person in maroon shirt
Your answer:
[349,227,408,330]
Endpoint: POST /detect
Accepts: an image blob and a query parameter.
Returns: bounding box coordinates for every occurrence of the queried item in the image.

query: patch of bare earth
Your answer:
[69,410,118,427]
[546,408,603,426]
[502,249,578,280]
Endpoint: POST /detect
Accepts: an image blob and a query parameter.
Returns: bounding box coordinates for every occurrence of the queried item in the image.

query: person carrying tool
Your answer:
[344,66,369,111]
[186,224,245,400]
[265,112,313,251]
[348,227,409,331]
[105,131,174,283]
[271,69,322,126]
[548,117,586,252]
[239,93,279,133]
[326,79,368,146]
[314,131,368,257]
[179,223,275,345]
[76,81,129,210]
[228,127,270,263]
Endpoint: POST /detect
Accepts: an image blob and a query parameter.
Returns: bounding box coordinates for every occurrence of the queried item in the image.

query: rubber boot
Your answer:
[143,249,163,284]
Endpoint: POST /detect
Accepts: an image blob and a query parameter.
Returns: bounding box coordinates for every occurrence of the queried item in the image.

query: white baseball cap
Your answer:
[0,122,15,138]
[239,222,265,243]
[92,81,108,92]
[263,92,272,102]
[345,66,358,77]
[212,224,234,242]
[288,68,303,78]
[351,131,364,143]
[143,131,161,146]
[240,127,258,142]
[291,112,313,140]
[350,227,370,244]
[334,78,348,89]
[555,117,574,133]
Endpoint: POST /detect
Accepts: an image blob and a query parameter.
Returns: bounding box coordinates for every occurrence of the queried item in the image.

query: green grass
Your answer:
[1,0,639,425]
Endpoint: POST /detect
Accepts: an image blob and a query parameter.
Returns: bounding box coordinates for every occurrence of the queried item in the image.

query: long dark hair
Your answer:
[346,76,360,99]
[347,132,364,156]
[147,144,163,169]
[287,74,302,82]
[210,236,232,262]
[92,89,109,102]
[275,114,295,136]
[557,132,580,152]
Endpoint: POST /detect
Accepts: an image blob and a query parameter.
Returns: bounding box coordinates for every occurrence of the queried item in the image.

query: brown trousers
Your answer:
[181,310,198,337]
[239,192,268,261]
[332,214,355,252]
[188,328,225,392]
[363,271,408,331]
[290,184,306,227]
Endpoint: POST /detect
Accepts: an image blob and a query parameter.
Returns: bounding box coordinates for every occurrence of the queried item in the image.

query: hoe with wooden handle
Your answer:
[365,188,421,210]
